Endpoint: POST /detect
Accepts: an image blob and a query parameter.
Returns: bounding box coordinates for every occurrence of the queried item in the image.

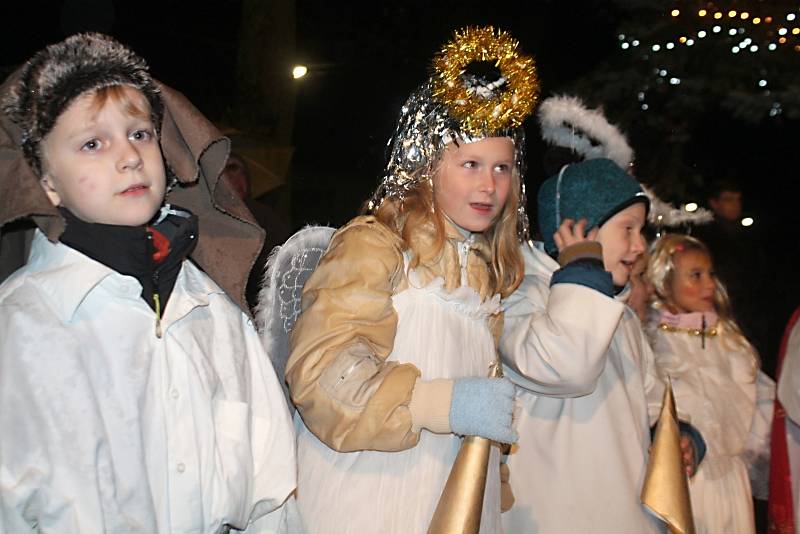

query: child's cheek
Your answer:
[77,175,97,191]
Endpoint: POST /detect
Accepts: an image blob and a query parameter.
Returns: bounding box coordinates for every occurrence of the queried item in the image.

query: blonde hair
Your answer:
[367,143,524,298]
[647,233,756,357]
[88,85,153,121]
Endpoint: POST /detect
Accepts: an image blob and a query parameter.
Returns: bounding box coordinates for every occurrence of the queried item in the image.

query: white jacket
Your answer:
[500,244,663,534]
[0,231,298,533]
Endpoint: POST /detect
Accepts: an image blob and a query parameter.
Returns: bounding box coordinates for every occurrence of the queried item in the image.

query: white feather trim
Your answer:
[642,186,714,227]
[538,94,634,169]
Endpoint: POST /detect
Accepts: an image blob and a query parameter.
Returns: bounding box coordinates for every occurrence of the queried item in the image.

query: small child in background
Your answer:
[647,233,774,534]
[0,33,297,532]
[285,27,537,534]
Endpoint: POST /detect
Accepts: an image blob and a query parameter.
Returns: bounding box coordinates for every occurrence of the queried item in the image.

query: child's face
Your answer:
[595,202,647,286]
[434,137,514,232]
[39,87,166,226]
[667,249,716,313]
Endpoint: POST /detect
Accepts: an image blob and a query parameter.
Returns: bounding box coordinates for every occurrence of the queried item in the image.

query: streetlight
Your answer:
[292,65,308,79]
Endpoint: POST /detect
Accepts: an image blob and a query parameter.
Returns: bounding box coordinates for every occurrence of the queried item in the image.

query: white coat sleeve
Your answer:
[778,317,800,424]
[242,314,298,524]
[746,370,776,499]
[500,271,626,398]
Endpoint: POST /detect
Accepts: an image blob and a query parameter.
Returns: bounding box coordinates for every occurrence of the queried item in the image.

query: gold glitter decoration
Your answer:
[431,26,539,136]
[658,323,718,337]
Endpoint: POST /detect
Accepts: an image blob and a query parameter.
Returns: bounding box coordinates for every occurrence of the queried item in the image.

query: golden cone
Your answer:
[428,362,503,534]
[427,435,492,534]
[641,379,696,534]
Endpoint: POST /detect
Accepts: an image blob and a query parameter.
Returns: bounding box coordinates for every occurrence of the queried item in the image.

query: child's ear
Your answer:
[39,175,62,207]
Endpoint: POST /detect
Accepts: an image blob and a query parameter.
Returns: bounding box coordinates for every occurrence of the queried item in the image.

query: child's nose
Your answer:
[479,169,496,193]
[117,141,143,172]
[631,231,646,254]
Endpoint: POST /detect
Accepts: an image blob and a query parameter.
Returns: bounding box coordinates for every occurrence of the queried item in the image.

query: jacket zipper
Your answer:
[152,268,163,339]
[147,230,164,339]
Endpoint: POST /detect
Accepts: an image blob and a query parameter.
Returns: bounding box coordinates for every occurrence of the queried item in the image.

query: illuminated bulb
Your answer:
[698,9,707,16]
[795,45,800,51]
[292,65,308,79]
[741,217,754,227]
[759,79,768,87]
[666,42,675,49]
[741,12,749,19]
[793,28,800,34]
[686,39,695,46]
[698,30,707,37]
[713,25,722,32]
[619,34,626,40]
[641,103,649,110]
[679,36,687,43]
[732,46,740,53]
[669,77,680,85]
[779,27,788,35]
[753,17,761,24]
[729,28,738,35]
[750,45,759,52]
[632,40,640,46]
[659,69,667,76]
[765,16,773,23]
[768,43,777,50]
[684,203,698,212]
[621,42,630,49]
[714,12,722,19]
[728,10,737,17]
[671,9,680,17]
[780,37,788,43]
[652,44,661,51]
[789,14,797,21]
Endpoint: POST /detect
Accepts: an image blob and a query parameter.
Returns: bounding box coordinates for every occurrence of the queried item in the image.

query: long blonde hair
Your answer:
[367,144,524,298]
[647,233,756,357]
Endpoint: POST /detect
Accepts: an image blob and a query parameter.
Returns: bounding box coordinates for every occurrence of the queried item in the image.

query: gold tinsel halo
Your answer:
[431,26,539,136]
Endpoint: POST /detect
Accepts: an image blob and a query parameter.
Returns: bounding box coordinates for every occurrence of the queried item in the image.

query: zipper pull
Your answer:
[154,291,163,339]
[701,314,706,349]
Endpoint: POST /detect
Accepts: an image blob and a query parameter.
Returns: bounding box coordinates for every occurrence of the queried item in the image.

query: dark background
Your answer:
[2,0,798,371]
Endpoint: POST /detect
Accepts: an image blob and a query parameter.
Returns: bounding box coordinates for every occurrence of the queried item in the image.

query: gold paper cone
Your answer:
[427,435,491,534]
[428,362,503,534]
[641,379,696,534]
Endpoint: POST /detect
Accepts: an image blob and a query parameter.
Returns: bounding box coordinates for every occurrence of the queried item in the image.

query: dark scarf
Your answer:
[59,205,198,312]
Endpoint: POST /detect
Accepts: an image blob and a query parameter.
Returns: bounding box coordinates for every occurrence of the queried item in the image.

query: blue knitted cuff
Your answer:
[550,259,614,297]
[679,421,707,468]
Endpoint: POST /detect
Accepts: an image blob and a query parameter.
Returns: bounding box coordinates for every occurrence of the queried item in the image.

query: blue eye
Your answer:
[131,129,153,141]
[82,139,101,151]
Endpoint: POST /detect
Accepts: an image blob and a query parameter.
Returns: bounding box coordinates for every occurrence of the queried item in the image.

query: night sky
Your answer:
[2,0,798,362]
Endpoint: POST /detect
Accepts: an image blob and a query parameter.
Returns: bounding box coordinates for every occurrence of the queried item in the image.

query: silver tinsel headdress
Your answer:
[368,26,540,241]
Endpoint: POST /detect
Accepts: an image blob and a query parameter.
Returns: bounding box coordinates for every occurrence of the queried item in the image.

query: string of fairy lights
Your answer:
[617,3,800,118]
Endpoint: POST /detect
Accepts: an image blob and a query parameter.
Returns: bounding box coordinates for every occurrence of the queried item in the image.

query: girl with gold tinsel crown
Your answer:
[283,27,538,533]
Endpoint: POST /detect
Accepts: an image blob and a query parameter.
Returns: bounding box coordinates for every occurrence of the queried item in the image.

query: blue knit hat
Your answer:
[537,158,649,253]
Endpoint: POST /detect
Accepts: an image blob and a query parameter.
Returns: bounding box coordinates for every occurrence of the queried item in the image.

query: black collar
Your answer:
[59,206,198,311]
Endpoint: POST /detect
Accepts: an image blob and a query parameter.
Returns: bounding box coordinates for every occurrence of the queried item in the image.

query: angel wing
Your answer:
[255,225,336,407]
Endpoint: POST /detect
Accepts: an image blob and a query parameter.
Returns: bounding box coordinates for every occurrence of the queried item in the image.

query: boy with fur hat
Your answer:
[0,33,297,532]
[500,157,674,533]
